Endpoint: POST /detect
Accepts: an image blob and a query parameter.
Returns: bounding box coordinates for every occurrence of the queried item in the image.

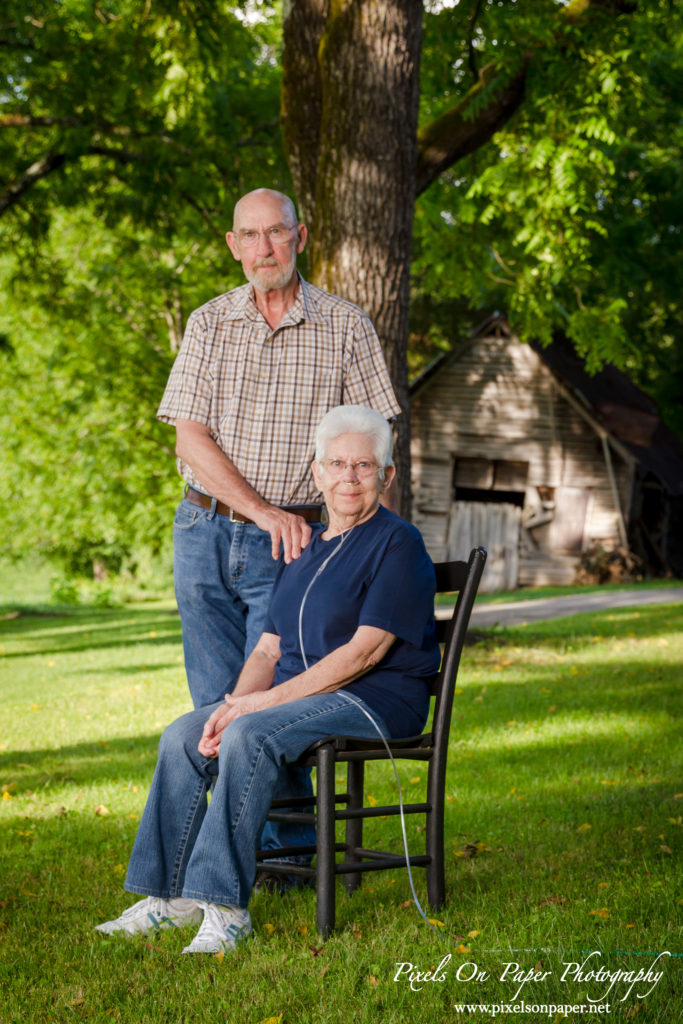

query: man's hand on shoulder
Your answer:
[252,505,312,563]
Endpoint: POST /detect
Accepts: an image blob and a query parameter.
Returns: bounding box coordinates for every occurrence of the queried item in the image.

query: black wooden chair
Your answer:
[256,546,488,936]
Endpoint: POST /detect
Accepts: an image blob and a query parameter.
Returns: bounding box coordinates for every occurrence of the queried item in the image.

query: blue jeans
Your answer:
[124,693,389,909]
[173,494,312,857]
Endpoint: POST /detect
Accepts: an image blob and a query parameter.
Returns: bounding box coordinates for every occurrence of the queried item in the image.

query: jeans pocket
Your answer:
[173,501,202,531]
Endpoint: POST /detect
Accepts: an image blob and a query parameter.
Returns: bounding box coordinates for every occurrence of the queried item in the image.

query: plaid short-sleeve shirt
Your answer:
[157,275,401,505]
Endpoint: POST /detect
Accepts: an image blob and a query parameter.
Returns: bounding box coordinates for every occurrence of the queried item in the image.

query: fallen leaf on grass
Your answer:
[467,929,480,938]
[589,908,610,918]
[577,823,592,832]
[263,922,276,935]
[94,805,110,816]
[453,841,484,859]
[214,951,225,963]
[428,918,445,927]
[400,900,412,909]
[538,896,569,907]
[660,845,672,854]
[368,975,379,987]
[256,1015,283,1024]
[309,946,324,957]
[454,944,471,954]
[69,989,84,1007]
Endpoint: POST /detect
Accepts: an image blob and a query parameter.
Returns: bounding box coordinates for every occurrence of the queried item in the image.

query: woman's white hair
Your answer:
[314,405,394,470]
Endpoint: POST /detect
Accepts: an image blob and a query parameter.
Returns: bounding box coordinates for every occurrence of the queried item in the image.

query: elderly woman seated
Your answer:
[96,405,440,954]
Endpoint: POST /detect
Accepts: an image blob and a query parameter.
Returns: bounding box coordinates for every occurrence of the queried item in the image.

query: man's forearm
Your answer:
[175,419,313,562]
[175,419,270,519]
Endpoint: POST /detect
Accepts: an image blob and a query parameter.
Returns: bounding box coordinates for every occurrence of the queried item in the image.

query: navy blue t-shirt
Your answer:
[262,506,440,737]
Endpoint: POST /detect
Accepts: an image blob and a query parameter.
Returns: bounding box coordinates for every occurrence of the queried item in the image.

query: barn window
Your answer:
[453,457,528,508]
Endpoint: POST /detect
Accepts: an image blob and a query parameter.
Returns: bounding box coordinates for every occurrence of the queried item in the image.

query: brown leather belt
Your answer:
[185,487,323,524]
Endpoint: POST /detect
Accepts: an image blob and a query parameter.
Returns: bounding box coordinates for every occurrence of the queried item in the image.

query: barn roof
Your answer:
[410,314,683,496]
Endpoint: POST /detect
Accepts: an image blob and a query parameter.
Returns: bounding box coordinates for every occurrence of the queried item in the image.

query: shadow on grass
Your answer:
[0,732,162,795]
[0,607,181,658]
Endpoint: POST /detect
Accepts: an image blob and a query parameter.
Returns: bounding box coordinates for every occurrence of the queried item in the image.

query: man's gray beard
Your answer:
[245,255,297,293]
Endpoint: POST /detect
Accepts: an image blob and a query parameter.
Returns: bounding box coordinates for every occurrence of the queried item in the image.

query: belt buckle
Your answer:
[228,507,240,523]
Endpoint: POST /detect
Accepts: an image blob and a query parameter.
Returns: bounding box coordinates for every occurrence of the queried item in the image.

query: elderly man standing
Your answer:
[157,188,400,875]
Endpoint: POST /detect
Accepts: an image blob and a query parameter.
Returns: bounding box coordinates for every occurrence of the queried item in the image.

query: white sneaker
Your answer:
[95,896,203,935]
[182,903,252,954]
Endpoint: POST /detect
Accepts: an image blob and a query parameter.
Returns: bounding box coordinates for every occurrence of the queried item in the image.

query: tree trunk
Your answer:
[282,0,422,516]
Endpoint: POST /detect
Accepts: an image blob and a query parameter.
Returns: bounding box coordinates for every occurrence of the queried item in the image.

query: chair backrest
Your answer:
[431,547,488,748]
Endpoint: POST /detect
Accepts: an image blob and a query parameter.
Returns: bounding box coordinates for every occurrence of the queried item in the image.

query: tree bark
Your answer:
[282,0,422,515]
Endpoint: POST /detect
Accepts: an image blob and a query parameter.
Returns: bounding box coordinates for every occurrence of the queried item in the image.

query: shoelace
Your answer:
[120,897,162,920]
[196,903,246,942]
[195,903,227,941]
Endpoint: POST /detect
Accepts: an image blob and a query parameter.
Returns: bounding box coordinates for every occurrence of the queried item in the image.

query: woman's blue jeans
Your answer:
[124,693,389,909]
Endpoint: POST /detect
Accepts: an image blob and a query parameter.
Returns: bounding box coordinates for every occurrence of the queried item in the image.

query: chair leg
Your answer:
[425,792,445,910]
[343,760,364,895]
[315,744,336,938]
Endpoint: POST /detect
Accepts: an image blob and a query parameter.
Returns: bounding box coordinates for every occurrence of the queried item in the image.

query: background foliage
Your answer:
[1,0,681,574]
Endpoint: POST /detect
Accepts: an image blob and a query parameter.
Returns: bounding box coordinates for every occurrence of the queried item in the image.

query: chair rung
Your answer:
[336,802,430,820]
[256,844,318,863]
[269,794,349,810]
[267,811,316,824]
[328,749,432,763]
[335,854,431,874]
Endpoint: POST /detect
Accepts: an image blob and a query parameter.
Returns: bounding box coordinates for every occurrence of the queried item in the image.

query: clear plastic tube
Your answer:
[297,532,445,942]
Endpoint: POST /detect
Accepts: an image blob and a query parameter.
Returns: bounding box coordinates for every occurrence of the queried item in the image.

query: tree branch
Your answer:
[416,0,638,197]
[0,151,66,215]
[416,61,528,197]
[466,0,485,82]
[0,114,79,129]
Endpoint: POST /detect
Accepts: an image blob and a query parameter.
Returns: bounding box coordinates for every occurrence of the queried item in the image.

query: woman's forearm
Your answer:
[266,626,395,707]
[231,634,281,697]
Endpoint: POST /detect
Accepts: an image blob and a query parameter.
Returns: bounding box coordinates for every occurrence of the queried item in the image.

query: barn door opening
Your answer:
[446,457,527,593]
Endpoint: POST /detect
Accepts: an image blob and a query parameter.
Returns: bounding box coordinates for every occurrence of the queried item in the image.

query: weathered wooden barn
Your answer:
[410,315,683,592]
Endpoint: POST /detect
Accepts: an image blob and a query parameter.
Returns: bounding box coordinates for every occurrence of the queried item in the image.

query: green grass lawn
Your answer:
[1,597,681,1023]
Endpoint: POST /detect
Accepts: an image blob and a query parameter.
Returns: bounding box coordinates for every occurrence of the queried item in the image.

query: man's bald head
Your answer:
[232,189,298,232]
